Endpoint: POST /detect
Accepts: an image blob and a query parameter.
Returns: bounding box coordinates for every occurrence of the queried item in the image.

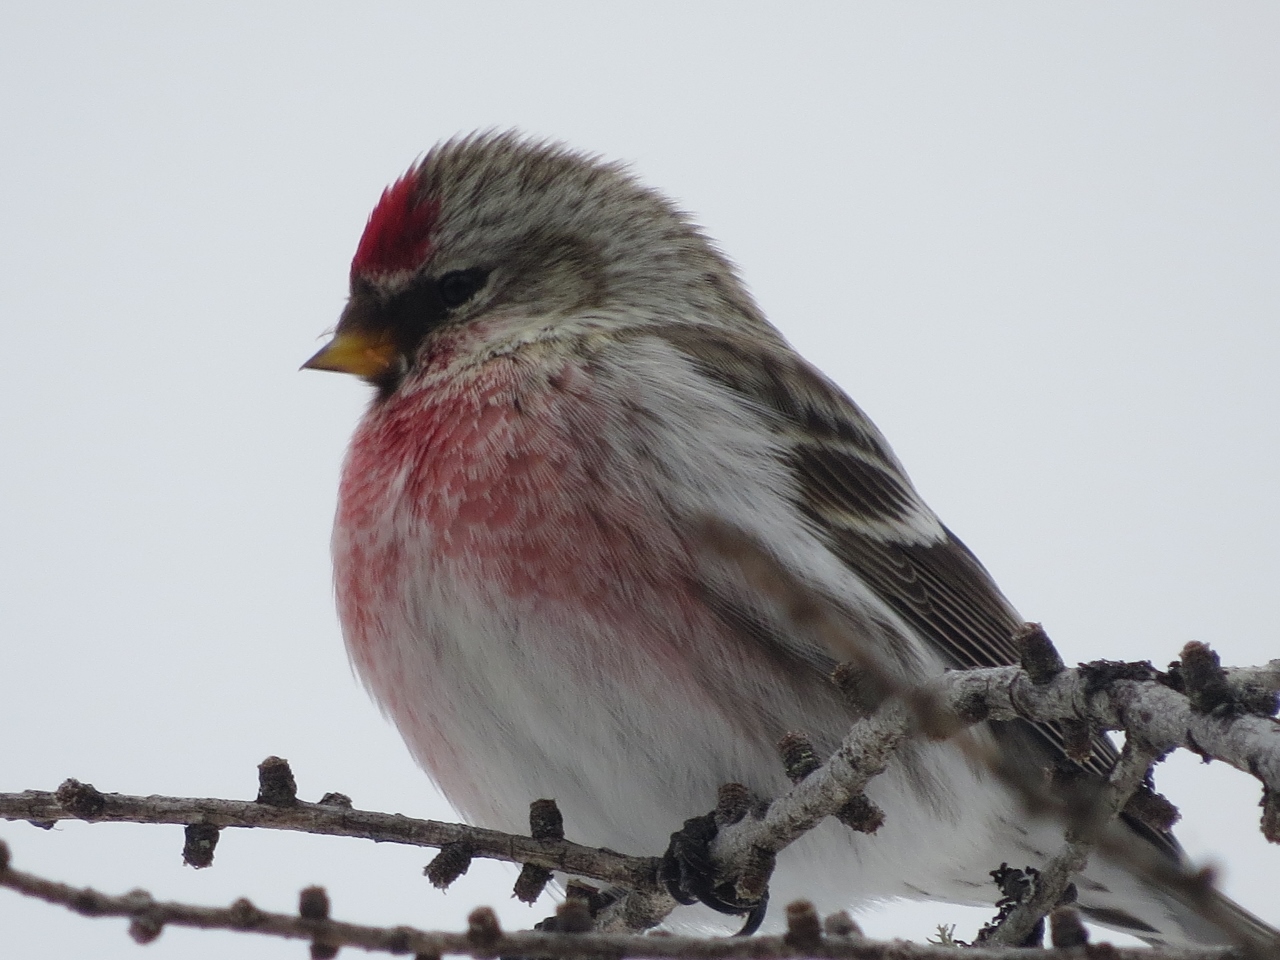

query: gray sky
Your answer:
[2,4,1277,957]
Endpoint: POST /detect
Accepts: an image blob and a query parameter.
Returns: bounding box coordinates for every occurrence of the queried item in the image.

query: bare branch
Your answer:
[710,704,910,880]
[0,839,1243,960]
[701,657,1280,911]
[983,737,1161,945]
[968,664,1280,792]
[0,784,659,893]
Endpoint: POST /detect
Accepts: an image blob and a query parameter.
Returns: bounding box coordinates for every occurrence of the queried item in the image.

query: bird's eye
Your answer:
[437,268,490,309]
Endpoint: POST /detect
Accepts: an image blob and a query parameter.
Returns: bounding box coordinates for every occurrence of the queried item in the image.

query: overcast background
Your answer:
[2,4,1278,957]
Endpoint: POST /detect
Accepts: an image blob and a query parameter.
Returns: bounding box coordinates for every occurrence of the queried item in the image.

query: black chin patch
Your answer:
[349,268,491,400]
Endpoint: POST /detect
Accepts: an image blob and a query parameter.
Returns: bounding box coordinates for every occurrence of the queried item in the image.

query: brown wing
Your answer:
[653,324,1126,784]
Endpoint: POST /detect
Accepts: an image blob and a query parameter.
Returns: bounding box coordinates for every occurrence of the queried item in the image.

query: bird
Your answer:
[304,132,1268,947]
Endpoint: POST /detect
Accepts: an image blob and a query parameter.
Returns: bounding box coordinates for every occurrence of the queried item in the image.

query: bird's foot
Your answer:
[660,812,769,935]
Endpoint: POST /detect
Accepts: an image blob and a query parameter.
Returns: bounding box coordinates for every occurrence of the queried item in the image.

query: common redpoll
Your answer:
[305,133,1266,946]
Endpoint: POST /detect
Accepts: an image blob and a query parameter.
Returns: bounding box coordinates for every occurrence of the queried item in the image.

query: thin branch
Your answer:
[984,737,1161,946]
[0,786,658,892]
[1225,661,1280,697]
[710,704,911,878]
[972,664,1280,791]
[0,840,1242,960]
[705,657,1280,898]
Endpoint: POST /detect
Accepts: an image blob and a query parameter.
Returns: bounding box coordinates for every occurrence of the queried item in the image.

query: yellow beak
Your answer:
[301,330,398,379]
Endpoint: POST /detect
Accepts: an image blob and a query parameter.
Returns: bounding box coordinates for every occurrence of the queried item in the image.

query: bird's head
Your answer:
[303,132,765,397]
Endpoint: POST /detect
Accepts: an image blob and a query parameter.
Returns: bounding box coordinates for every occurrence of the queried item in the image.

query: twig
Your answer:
[984,737,1161,945]
[979,666,1280,792]
[706,657,1280,891]
[710,704,911,879]
[0,839,1243,960]
[0,786,658,892]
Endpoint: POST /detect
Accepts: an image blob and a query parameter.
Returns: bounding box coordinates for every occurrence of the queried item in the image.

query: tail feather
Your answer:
[1079,847,1278,951]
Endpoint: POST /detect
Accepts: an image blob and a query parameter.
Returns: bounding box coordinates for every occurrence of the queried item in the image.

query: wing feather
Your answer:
[651,324,1126,785]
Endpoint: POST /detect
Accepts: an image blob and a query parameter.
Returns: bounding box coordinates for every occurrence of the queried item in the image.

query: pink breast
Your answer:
[333,356,695,662]
[329,353,812,808]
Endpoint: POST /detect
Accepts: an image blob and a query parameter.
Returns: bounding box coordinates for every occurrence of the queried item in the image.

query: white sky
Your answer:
[2,4,1277,958]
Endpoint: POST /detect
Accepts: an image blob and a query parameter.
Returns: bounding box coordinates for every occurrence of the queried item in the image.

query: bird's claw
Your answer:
[660,813,769,935]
